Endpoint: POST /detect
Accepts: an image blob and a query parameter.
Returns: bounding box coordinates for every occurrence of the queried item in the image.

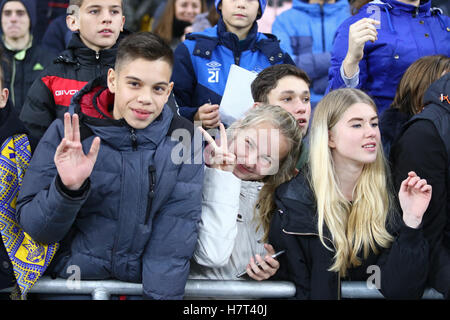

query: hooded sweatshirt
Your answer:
[0,0,53,111]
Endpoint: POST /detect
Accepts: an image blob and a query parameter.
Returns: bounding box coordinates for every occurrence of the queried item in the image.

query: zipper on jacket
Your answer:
[129,128,138,151]
[11,59,16,106]
[145,165,156,224]
[234,54,241,66]
[320,4,326,52]
[111,126,139,275]
[282,229,335,250]
[283,229,342,299]
[95,51,100,60]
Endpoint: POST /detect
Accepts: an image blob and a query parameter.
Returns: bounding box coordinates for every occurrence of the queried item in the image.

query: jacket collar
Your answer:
[275,171,331,238]
[216,17,259,51]
[57,31,129,65]
[422,73,450,113]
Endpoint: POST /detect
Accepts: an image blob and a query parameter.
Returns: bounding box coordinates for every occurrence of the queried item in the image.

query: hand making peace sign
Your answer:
[198,123,236,172]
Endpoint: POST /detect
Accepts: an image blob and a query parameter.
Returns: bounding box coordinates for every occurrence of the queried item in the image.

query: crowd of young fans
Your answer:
[0,0,448,300]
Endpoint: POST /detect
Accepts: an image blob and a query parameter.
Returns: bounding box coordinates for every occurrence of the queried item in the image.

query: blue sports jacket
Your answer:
[16,76,204,299]
[171,18,294,122]
[327,0,450,114]
[272,0,350,106]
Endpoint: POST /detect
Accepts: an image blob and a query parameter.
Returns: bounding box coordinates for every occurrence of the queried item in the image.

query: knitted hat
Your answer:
[215,0,267,19]
[0,0,36,32]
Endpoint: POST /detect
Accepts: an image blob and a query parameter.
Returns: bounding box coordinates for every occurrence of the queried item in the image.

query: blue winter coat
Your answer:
[272,0,350,106]
[171,18,294,122]
[327,0,450,114]
[16,76,204,299]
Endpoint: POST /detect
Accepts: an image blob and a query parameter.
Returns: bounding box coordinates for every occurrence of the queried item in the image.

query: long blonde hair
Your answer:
[309,88,394,276]
[227,105,303,242]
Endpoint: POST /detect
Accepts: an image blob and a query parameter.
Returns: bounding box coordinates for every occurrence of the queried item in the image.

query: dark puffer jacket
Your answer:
[16,76,204,299]
[19,32,123,141]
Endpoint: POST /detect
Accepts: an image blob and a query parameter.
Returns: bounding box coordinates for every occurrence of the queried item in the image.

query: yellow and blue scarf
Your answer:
[0,134,59,299]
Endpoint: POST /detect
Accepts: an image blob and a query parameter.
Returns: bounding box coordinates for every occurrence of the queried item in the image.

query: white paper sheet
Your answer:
[219,64,258,126]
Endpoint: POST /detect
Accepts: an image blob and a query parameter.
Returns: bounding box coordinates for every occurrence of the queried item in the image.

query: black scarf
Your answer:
[0,100,36,151]
[172,17,192,39]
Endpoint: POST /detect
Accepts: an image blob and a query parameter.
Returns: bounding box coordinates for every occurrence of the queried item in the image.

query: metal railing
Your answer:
[0,277,444,300]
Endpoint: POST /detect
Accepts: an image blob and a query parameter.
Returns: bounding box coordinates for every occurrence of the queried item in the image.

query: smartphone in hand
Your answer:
[235,250,285,278]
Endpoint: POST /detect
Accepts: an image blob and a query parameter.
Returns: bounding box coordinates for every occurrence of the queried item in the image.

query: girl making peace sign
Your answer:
[189,104,302,281]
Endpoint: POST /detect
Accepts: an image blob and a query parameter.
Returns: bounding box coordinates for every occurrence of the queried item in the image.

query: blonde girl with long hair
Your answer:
[189,105,302,281]
[269,88,432,299]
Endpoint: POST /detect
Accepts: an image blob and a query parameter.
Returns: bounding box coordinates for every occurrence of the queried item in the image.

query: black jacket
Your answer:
[269,171,430,299]
[379,107,410,159]
[0,99,37,290]
[0,39,53,113]
[18,32,124,141]
[390,73,450,299]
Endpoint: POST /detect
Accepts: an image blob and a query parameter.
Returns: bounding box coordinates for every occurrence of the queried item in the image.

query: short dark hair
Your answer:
[115,32,174,72]
[68,0,123,13]
[251,64,311,103]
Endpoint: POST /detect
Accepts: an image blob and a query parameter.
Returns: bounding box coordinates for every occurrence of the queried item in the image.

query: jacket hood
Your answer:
[293,0,349,14]
[423,72,450,112]
[361,0,447,33]
[216,17,259,47]
[0,0,36,32]
[70,75,174,151]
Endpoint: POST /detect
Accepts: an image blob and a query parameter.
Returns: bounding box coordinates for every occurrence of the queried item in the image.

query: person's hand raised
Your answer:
[198,123,236,172]
[194,102,220,129]
[54,113,101,190]
[399,171,432,229]
[343,18,380,77]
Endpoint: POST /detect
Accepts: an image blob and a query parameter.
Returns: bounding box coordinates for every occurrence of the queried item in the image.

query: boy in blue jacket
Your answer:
[16,32,204,300]
[171,0,294,128]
